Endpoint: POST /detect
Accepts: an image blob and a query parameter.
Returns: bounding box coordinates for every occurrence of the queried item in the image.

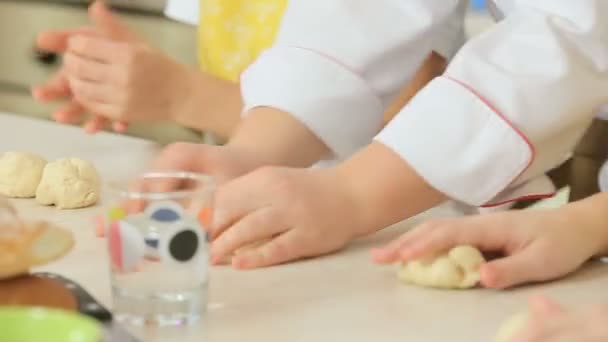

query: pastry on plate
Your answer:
[0,199,74,280]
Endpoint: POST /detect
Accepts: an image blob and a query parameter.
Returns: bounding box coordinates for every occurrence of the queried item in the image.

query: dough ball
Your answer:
[35,158,101,209]
[397,245,485,289]
[494,312,529,342]
[0,152,47,198]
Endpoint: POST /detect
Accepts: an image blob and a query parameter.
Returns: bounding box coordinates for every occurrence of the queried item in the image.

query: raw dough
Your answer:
[494,312,529,342]
[397,245,485,289]
[35,158,101,209]
[0,152,47,198]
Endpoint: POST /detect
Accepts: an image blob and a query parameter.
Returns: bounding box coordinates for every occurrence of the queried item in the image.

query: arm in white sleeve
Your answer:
[240,0,467,159]
[376,0,608,206]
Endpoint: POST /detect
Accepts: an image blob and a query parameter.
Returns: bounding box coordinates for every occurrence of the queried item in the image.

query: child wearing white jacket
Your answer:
[188,0,608,270]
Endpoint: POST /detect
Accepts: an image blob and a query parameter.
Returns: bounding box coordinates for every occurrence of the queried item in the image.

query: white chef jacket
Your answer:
[600,161,608,192]
[164,0,199,25]
[241,0,608,207]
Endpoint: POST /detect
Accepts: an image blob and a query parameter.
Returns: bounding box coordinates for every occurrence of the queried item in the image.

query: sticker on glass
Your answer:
[145,201,184,223]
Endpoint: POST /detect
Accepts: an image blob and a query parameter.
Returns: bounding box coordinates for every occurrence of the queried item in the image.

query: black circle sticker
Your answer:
[169,229,199,262]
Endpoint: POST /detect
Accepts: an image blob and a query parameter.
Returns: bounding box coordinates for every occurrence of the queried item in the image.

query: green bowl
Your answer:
[0,307,101,342]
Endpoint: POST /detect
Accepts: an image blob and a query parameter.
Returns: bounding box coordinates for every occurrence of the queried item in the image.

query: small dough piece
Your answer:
[0,152,47,198]
[35,158,101,209]
[494,312,529,342]
[397,245,485,289]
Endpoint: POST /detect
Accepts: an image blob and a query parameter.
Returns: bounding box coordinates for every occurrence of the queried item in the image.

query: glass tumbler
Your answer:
[104,172,214,326]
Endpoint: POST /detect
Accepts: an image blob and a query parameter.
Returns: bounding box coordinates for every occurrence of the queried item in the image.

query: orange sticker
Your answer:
[95,216,105,238]
[198,207,213,228]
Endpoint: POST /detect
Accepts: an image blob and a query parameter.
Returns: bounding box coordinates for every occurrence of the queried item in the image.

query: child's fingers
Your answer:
[210,207,287,264]
[514,317,571,342]
[397,221,484,260]
[69,77,114,104]
[36,27,97,53]
[89,0,137,41]
[371,221,442,263]
[52,101,85,123]
[529,295,565,317]
[63,53,114,83]
[372,214,513,264]
[84,115,109,134]
[68,36,131,64]
[480,244,546,289]
[399,215,515,260]
[69,78,120,119]
[32,73,71,102]
[113,121,129,133]
[231,230,300,270]
[210,176,273,240]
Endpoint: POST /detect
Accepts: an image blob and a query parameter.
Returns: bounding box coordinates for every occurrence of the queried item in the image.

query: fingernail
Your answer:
[232,256,250,270]
[53,113,67,122]
[399,250,414,259]
[370,249,387,262]
[480,265,500,288]
[113,122,128,133]
[210,255,221,265]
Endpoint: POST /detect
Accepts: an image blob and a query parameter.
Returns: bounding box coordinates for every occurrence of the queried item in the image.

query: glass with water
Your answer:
[104,172,214,326]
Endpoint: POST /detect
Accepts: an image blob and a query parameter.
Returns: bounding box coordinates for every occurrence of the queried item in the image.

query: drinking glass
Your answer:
[104,172,214,326]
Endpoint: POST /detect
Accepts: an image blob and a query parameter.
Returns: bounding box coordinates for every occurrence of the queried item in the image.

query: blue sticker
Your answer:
[151,208,180,222]
[145,201,184,223]
[144,238,159,248]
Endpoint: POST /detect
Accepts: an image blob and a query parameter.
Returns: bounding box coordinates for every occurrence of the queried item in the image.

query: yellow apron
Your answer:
[198,0,288,82]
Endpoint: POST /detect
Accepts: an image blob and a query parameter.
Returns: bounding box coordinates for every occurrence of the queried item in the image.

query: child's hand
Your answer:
[33,1,184,134]
[33,26,99,129]
[209,167,363,269]
[513,296,608,342]
[63,1,188,133]
[151,143,267,184]
[371,201,608,289]
[62,34,189,133]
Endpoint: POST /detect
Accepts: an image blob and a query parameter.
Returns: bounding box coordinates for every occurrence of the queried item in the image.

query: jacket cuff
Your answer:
[241,47,384,159]
[375,76,534,206]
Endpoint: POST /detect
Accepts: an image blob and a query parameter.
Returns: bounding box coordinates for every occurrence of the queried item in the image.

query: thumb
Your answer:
[480,246,545,289]
[88,0,134,40]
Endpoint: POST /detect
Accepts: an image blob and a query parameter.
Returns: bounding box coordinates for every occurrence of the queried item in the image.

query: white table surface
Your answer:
[2,112,607,342]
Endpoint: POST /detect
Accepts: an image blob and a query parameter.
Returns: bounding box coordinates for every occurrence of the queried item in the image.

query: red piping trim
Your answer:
[481,192,557,208]
[279,46,381,101]
[443,76,547,207]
